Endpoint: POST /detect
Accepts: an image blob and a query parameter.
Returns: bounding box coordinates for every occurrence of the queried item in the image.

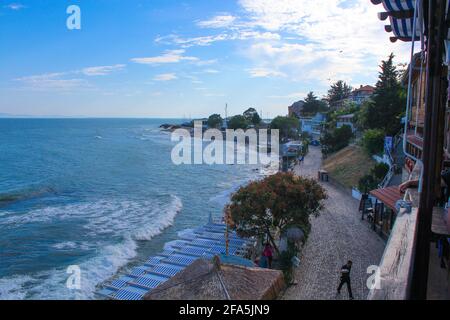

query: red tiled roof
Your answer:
[353,85,375,93]
[370,186,403,211]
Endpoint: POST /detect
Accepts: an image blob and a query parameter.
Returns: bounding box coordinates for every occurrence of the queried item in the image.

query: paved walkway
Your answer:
[282,146,386,300]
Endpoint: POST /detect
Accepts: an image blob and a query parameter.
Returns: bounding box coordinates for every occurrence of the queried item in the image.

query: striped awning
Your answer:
[371,0,421,42]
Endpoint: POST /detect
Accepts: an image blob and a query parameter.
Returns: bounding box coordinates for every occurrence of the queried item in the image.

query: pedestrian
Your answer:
[262,242,274,269]
[337,260,354,300]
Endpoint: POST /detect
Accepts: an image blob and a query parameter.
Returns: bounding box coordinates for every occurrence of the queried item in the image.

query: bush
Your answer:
[371,163,389,180]
[320,125,353,155]
[358,174,378,193]
[358,162,390,192]
[362,129,385,155]
[228,115,249,130]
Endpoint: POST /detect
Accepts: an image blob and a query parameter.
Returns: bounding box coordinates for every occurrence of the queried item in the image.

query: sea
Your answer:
[0,118,270,300]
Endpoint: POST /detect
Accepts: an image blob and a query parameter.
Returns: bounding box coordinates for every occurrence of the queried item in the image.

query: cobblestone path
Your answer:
[281,146,386,300]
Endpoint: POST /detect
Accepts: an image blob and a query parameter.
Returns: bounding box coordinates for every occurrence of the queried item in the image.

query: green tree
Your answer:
[362,129,385,155]
[228,115,249,130]
[327,80,353,106]
[358,53,406,135]
[358,174,378,193]
[243,108,262,125]
[227,173,327,254]
[270,116,299,140]
[320,125,353,155]
[302,92,328,115]
[207,114,223,129]
[371,163,389,180]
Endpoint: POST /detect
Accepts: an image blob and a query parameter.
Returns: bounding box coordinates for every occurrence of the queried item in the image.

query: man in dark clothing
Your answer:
[337,260,354,300]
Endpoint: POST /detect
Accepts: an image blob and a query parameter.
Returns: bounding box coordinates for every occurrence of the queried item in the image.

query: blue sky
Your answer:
[0,0,411,118]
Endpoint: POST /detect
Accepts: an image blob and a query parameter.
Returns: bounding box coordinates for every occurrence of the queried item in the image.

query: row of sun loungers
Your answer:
[97,221,254,300]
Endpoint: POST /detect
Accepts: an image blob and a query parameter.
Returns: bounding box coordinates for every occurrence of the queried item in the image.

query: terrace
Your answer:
[368,0,450,300]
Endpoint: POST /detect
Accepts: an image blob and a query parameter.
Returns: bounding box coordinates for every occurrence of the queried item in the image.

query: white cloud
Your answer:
[202,69,220,74]
[197,14,237,28]
[81,64,126,76]
[247,68,286,78]
[237,0,411,81]
[15,73,89,91]
[157,0,411,83]
[4,3,26,10]
[268,92,308,99]
[153,73,178,81]
[155,31,280,48]
[131,49,198,65]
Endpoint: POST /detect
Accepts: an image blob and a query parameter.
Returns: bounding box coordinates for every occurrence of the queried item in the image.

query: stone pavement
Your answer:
[281,146,386,300]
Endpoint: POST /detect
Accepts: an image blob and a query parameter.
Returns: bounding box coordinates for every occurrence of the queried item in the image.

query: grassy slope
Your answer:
[322,145,375,189]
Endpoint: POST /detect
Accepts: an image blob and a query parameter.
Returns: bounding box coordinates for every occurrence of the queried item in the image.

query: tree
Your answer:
[327,81,353,106]
[302,91,328,115]
[207,114,223,129]
[371,163,389,180]
[270,116,299,140]
[228,115,249,130]
[362,129,385,155]
[227,172,327,254]
[243,108,262,125]
[358,53,406,135]
[320,125,353,155]
[358,174,378,193]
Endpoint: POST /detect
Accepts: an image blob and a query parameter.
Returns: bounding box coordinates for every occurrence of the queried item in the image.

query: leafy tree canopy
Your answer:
[228,115,249,130]
[270,116,299,140]
[362,129,385,155]
[207,114,223,129]
[227,172,327,253]
[320,125,354,155]
[243,108,262,125]
[302,92,328,115]
[357,53,406,136]
[327,80,353,105]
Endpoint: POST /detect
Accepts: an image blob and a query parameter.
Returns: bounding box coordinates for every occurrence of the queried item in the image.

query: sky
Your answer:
[0,0,412,118]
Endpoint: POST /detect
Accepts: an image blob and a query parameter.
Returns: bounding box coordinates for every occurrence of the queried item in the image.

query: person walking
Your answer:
[262,243,274,269]
[337,260,354,300]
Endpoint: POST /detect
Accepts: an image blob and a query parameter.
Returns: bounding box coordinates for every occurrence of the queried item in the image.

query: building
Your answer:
[368,0,450,300]
[336,114,356,132]
[299,112,326,140]
[329,85,375,109]
[403,52,426,161]
[349,85,375,105]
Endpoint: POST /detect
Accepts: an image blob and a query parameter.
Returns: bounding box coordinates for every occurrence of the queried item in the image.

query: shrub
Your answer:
[371,163,389,180]
[358,174,378,193]
[362,129,385,155]
[320,125,353,155]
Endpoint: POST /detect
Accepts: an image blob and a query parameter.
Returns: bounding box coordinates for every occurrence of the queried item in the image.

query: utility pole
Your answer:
[225,103,228,129]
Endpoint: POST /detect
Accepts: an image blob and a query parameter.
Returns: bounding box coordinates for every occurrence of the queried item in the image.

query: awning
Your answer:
[370,186,403,211]
[371,0,421,42]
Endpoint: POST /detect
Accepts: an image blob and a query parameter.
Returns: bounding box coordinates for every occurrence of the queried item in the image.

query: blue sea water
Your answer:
[0,118,262,300]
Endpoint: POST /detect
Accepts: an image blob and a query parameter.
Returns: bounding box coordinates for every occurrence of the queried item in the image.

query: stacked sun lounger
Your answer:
[97,221,254,300]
